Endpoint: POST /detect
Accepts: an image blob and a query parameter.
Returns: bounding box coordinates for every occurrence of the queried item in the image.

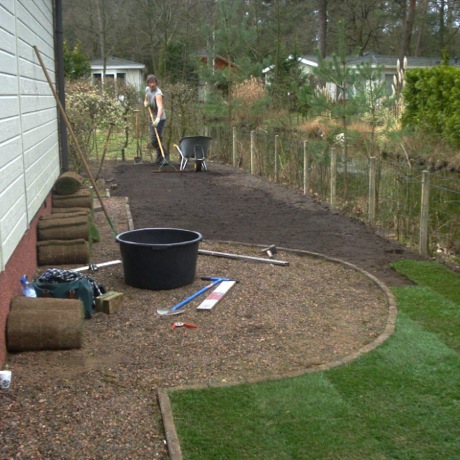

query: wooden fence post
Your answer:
[250,130,255,175]
[275,134,279,183]
[330,147,336,209]
[303,140,309,195]
[419,170,431,255]
[232,127,237,167]
[368,156,376,227]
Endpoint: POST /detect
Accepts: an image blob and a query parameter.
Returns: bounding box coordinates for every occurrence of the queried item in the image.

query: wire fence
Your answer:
[205,126,460,259]
[76,117,459,260]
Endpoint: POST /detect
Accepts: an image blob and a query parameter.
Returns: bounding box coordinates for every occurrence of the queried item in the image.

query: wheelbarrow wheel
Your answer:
[194,160,202,172]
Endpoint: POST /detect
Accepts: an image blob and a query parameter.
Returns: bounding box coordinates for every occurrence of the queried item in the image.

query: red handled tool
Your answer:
[172,322,198,330]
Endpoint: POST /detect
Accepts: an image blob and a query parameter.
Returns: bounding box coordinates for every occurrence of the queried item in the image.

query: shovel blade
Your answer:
[156,307,185,316]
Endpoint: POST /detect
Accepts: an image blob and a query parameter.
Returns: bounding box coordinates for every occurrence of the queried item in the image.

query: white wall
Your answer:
[0,0,60,271]
[122,69,143,89]
[91,68,144,91]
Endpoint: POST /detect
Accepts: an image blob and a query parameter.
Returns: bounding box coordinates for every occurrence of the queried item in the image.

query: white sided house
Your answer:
[90,56,145,90]
[263,52,450,98]
[0,0,63,365]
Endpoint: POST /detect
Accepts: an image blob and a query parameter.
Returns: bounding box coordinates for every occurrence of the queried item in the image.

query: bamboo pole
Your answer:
[95,122,114,180]
[33,45,118,237]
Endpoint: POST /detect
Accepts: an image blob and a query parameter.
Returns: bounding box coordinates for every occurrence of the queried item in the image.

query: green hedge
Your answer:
[402,66,460,147]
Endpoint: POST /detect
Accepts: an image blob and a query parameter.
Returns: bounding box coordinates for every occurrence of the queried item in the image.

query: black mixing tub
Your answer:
[116,228,202,290]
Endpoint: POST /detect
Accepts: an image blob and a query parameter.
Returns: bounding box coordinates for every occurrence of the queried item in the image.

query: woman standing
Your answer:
[144,75,169,164]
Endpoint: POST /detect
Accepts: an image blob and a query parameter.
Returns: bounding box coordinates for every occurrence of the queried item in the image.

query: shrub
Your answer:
[402,66,460,148]
[230,76,269,128]
[65,79,139,170]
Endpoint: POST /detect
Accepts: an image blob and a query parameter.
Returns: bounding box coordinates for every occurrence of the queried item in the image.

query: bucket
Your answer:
[116,228,202,290]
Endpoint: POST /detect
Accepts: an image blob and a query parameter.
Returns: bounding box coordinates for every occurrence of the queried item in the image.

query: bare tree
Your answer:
[327,0,390,55]
[399,0,416,63]
[94,0,107,74]
[62,0,457,82]
[318,0,328,57]
[414,0,429,56]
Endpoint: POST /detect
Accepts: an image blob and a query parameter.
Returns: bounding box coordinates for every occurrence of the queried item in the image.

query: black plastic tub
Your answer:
[116,228,202,290]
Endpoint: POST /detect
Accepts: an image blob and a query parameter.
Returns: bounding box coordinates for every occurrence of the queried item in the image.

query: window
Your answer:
[384,74,394,95]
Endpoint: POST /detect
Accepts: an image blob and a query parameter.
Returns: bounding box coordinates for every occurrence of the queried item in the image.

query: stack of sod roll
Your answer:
[37,172,93,265]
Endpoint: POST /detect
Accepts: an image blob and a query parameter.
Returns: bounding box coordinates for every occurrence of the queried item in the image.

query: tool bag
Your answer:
[32,269,104,319]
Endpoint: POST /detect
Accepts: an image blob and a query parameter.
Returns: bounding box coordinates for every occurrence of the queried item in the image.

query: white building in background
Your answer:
[90,57,145,90]
[263,52,451,98]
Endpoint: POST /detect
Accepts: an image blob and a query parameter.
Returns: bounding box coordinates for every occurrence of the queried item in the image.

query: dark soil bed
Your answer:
[1,161,423,459]
[113,160,422,287]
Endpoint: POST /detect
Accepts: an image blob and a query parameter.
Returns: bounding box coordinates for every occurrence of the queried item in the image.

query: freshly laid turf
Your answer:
[394,286,460,353]
[168,260,460,459]
[391,259,460,304]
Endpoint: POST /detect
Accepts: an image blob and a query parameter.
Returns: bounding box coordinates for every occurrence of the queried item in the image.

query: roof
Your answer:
[346,52,444,69]
[263,52,458,74]
[263,55,318,74]
[195,52,240,69]
[90,57,145,70]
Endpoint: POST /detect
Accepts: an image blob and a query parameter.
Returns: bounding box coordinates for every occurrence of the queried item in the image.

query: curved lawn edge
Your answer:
[157,240,398,460]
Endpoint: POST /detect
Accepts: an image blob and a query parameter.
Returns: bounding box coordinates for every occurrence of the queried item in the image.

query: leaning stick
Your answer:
[33,45,118,237]
[95,122,115,180]
[198,249,289,266]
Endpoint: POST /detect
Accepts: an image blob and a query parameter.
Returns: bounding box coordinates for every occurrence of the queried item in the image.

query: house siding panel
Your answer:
[0,50,17,74]
[0,143,23,187]
[0,95,20,118]
[0,73,20,95]
[0,0,58,365]
[0,137,21,169]
[1,181,27,259]
[0,117,21,145]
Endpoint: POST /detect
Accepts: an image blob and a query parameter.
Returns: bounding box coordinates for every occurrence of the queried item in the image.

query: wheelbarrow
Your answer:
[173,136,212,172]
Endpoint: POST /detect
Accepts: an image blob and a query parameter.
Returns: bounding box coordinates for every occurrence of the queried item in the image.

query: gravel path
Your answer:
[1,161,421,459]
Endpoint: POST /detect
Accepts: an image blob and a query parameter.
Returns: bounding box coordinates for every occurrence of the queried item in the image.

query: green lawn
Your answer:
[168,260,460,459]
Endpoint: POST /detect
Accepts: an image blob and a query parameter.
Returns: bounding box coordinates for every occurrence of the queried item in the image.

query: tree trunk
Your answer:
[94,0,107,84]
[318,0,328,58]
[399,0,416,63]
[414,0,428,56]
[439,0,446,51]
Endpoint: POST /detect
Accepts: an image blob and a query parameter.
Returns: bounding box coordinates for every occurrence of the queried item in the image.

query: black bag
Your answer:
[32,269,104,319]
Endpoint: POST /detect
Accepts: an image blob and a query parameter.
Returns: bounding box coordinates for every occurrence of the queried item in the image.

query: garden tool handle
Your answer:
[170,279,223,312]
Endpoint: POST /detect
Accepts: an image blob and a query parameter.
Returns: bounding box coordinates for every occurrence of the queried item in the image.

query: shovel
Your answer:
[156,277,232,316]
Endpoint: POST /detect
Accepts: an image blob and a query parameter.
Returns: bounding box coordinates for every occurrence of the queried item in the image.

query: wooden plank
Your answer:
[196,281,237,311]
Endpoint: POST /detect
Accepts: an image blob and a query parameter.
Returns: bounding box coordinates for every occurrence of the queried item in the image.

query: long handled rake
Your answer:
[147,107,176,170]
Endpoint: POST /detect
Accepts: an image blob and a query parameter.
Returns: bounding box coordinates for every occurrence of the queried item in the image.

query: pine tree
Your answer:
[63,41,90,80]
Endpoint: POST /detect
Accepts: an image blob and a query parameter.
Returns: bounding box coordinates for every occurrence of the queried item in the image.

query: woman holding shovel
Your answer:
[144,74,169,164]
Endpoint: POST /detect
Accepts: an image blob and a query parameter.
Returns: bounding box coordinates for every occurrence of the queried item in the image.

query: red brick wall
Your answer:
[0,193,52,366]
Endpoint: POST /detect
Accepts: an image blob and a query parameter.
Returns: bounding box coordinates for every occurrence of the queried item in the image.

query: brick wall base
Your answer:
[0,194,52,366]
